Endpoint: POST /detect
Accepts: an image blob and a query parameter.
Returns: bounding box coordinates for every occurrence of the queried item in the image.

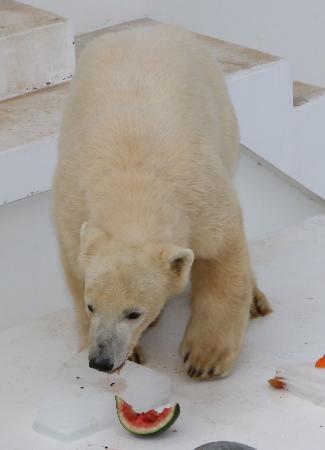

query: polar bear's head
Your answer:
[79,223,194,373]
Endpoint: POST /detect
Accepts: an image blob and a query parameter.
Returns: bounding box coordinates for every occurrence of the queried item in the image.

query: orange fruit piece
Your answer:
[315,355,325,368]
[268,377,286,389]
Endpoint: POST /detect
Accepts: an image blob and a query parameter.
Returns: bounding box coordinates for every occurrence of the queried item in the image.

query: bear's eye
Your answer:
[125,311,141,320]
[87,304,95,313]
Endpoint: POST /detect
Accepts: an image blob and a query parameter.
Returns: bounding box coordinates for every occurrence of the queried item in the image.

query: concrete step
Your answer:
[0,0,75,101]
[293,81,325,108]
[251,78,325,199]
[290,81,325,199]
[1,18,325,203]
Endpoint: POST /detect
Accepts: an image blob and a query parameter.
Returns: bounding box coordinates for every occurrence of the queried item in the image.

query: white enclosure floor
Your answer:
[1,150,325,450]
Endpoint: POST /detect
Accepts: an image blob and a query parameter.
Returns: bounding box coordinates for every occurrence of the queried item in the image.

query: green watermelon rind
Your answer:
[115,396,180,436]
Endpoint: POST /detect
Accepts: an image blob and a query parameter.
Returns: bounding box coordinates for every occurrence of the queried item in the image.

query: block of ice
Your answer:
[275,362,325,407]
[33,349,171,441]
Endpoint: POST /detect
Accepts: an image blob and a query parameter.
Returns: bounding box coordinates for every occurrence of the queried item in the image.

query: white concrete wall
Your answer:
[25,0,325,87]
[144,0,325,88]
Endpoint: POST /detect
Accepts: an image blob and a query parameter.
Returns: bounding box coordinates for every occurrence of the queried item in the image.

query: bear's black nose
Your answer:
[89,357,114,372]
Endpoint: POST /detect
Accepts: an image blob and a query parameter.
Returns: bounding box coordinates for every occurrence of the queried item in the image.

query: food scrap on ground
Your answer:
[268,377,287,389]
[315,355,325,368]
[269,354,325,390]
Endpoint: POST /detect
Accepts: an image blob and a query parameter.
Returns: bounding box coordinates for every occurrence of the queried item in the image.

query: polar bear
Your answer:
[53,23,271,380]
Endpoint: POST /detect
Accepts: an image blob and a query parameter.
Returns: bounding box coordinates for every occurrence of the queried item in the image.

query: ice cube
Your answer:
[33,349,171,441]
[276,362,325,407]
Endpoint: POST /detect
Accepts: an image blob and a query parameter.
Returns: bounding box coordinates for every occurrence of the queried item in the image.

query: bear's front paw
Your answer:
[180,325,239,380]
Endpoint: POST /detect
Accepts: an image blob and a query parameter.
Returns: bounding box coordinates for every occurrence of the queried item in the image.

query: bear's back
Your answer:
[59,23,237,179]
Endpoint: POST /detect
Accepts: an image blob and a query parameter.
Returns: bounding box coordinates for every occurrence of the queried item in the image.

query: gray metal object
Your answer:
[194,442,257,450]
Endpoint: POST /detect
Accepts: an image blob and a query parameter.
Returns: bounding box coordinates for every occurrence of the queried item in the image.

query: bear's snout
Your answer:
[89,356,114,372]
[88,329,129,373]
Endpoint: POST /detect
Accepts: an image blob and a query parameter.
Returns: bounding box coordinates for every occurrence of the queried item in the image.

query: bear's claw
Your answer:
[180,328,236,381]
[184,352,231,380]
[250,286,272,318]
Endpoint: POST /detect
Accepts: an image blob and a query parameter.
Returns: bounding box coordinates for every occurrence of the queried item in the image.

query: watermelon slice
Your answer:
[115,396,180,436]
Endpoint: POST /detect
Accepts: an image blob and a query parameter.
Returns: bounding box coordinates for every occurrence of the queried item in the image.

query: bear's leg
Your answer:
[127,317,161,365]
[180,238,252,380]
[128,346,145,364]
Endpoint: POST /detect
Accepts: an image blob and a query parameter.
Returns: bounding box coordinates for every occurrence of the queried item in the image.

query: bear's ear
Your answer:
[79,222,109,271]
[80,222,108,253]
[159,245,194,294]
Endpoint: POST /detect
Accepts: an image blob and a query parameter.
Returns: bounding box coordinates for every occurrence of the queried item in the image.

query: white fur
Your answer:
[53,24,270,379]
